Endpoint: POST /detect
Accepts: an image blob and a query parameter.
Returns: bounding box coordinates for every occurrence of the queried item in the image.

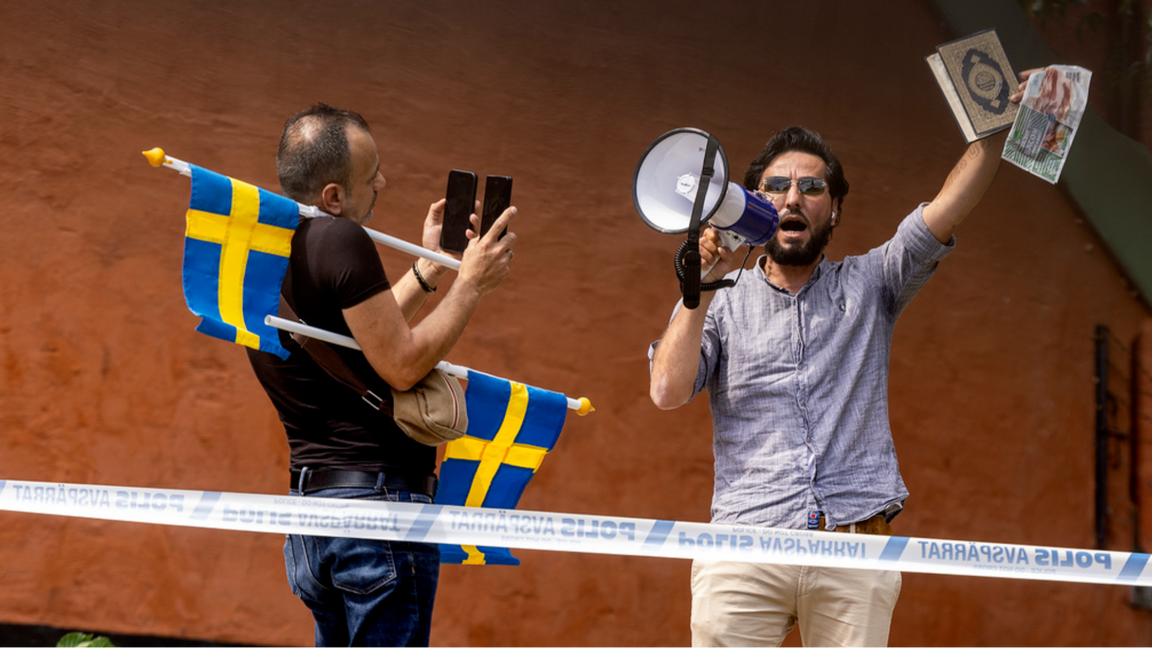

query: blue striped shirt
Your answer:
[651,206,953,530]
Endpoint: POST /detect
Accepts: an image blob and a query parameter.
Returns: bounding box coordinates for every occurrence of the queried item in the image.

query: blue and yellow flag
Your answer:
[438,371,569,565]
[181,164,299,360]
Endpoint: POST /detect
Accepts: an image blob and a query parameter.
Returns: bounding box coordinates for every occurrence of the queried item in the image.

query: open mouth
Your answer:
[779,215,808,234]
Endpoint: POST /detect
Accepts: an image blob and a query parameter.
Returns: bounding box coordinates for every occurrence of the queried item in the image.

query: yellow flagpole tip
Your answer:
[576,397,595,416]
[142,147,167,167]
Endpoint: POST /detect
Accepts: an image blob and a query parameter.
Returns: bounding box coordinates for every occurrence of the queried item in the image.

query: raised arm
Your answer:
[649,297,711,410]
[650,227,734,409]
[388,198,459,321]
[346,207,517,391]
[921,68,1040,243]
[920,134,1005,244]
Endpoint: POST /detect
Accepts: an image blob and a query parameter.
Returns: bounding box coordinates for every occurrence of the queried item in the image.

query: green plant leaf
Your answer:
[57,632,115,647]
[57,633,93,647]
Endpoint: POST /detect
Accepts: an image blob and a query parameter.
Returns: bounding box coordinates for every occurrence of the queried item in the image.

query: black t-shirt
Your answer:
[246,216,436,474]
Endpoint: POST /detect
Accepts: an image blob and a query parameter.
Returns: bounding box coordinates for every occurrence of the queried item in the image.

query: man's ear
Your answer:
[319,183,346,216]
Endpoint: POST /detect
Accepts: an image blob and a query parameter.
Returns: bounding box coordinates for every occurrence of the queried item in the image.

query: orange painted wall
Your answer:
[2,1,1151,645]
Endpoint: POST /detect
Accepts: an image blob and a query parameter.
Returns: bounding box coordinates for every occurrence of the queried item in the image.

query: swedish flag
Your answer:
[438,371,569,565]
[181,164,299,360]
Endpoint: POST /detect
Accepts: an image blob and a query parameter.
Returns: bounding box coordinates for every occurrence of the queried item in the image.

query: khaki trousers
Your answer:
[690,559,901,647]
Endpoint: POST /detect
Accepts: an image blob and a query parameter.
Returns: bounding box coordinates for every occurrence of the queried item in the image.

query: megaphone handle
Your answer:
[681,244,701,309]
[676,238,738,293]
[689,230,743,280]
[715,229,743,251]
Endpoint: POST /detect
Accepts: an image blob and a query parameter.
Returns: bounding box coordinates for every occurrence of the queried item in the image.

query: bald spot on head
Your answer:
[276,104,370,203]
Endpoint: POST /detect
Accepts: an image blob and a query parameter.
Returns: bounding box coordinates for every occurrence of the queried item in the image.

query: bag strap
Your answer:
[278,296,387,411]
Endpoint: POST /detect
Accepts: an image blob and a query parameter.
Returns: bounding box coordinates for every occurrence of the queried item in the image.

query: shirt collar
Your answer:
[756,254,828,294]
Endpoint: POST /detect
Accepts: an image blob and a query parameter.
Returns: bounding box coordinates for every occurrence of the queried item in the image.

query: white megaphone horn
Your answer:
[633,127,779,251]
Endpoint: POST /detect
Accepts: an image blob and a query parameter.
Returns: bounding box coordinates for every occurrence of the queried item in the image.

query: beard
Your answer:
[766,213,833,266]
[352,192,379,225]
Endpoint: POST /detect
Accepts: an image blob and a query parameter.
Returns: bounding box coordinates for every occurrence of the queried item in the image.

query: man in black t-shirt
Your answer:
[247,104,516,647]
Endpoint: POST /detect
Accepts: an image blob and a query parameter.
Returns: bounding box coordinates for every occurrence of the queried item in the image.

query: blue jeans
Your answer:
[284,487,440,647]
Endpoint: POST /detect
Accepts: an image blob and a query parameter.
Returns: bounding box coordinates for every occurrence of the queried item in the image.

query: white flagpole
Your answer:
[147,147,588,414]
[265,315,594,416]
[144,148,461,271]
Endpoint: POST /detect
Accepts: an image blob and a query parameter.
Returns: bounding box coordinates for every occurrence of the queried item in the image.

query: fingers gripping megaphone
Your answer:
[633,128,779,308]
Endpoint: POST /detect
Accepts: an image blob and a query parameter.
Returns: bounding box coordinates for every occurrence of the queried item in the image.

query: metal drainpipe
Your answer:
[1096,324,1110,550]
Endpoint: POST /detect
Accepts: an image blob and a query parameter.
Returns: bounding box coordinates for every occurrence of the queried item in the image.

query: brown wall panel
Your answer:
[1,1,1150,645]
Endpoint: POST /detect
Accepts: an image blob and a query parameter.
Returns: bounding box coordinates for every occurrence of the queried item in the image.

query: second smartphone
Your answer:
[480,175,513,239]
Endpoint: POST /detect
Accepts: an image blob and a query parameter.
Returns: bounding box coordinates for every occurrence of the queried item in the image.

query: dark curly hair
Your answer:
[743,126,848,214]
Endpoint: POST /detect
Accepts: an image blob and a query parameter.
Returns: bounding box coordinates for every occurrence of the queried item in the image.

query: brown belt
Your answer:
[818,514,891,535]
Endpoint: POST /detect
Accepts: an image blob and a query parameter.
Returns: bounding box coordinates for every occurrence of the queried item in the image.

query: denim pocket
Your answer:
[327,536,400,595]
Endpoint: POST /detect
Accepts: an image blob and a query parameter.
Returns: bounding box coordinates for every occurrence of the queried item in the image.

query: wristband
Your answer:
[412,261,435,294]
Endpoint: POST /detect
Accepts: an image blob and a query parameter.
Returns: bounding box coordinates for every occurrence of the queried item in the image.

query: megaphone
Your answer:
[633,128,779,309]
[633,127,779,251]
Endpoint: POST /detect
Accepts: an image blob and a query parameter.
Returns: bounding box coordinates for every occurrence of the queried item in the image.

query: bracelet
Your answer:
[412,261,436,294]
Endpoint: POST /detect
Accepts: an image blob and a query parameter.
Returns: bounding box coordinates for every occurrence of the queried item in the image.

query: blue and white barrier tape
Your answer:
[1,479,1148,586]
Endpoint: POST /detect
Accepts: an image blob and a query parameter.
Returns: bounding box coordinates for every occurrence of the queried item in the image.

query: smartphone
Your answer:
[480,175,513,239]
[440,169,477,253]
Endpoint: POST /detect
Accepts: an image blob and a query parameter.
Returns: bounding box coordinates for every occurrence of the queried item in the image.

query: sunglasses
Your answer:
[760,176,828,196]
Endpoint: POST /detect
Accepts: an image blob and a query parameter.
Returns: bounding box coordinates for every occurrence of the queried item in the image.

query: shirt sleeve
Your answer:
[314,217,392,310]
[647,298,719,403]
[878,203,955,317]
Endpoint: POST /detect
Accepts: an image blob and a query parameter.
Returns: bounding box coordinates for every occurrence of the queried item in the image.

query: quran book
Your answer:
[926,29,1020,143]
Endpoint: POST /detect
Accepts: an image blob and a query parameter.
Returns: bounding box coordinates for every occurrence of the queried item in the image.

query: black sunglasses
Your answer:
[760,176,828,196]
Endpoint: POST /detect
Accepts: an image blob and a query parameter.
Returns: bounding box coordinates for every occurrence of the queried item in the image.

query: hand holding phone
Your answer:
[440,169,477,253]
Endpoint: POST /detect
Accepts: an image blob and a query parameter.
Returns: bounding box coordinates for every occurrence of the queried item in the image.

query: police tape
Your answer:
[2,478,1148,586]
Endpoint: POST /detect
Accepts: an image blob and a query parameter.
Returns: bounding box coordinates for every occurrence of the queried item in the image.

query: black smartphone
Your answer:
[480,175,513,239]
[440,169,477,253]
